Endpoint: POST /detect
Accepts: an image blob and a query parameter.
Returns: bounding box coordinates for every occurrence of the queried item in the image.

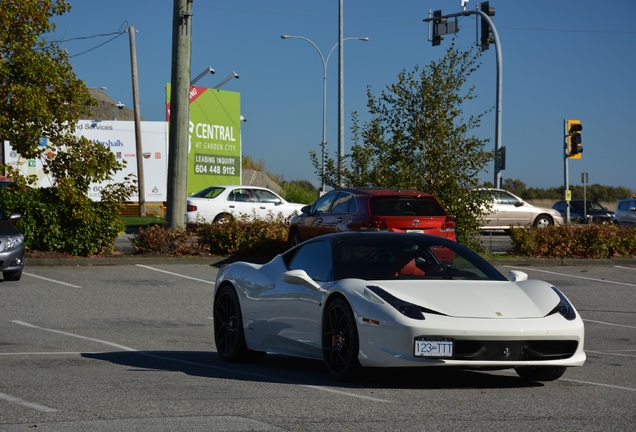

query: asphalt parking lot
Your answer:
[1,258,634,431]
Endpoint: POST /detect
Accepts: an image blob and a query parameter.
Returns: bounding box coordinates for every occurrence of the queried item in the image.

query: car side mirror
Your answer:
[282,269,324,291]
[508,270,528,282]
[301,205,311,215]
[514,201,524,207]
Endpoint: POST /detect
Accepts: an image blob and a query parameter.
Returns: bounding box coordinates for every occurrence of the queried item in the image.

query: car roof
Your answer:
[302,231,458,247]
[330,187,436,198]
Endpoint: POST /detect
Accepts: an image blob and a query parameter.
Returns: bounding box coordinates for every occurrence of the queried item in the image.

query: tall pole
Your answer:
[128,26,145,216]
[281,35,367,192]
[563,119,570,223]
[491,16,503,189]
[338,0,344,187]
[167,0,192,229]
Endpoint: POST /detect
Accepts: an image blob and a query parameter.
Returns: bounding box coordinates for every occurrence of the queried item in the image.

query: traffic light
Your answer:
[432,10,444,46]
[480,2,495,50]
[567,120,583,159]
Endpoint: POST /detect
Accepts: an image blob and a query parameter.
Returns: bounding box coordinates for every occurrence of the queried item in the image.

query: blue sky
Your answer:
[49,0,636,191]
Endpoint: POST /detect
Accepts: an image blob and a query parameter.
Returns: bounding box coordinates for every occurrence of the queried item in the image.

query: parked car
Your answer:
[477,188,564,231]
[287,188,456,247]
[0,209,25,281]
[185,185,305,224]
[552,200,615,224]
[213,232,586,381]
[615,195,636,226]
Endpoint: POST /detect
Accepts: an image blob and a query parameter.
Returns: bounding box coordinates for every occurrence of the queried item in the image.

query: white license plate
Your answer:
[414,338,453,358]
[406,229,424,233]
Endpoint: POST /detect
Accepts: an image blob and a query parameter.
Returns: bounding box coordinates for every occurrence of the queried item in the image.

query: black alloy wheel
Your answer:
[322,298,361,380]
[213,285,250,362]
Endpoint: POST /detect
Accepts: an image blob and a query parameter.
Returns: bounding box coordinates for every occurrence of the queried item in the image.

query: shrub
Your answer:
[132,225,204,255]
[509,225,636,259]
[192,213,290,257]
[281,180,319,205]
[0,183,125,256]
[131,214,291,258]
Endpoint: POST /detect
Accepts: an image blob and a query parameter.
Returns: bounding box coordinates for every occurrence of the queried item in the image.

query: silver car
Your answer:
[615,196,636,226]
[478,188,564,231]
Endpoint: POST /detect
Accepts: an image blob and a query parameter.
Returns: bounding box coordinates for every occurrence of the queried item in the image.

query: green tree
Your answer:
[312,43,494,249]
[0,0,135,255]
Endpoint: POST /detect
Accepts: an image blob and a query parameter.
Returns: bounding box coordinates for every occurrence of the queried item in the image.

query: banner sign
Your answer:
[166,85,242,195]
[3,121,168,201]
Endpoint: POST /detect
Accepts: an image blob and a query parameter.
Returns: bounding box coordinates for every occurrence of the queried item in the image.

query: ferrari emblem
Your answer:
[495,312,503,316]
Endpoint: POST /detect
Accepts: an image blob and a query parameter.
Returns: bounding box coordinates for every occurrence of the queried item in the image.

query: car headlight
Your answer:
[549,287,577,321]
[5,234,24,251]
[366,285,425,320]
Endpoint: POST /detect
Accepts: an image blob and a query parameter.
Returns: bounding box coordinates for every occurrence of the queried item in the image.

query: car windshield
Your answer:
[191,186,225,199]
[333,236,506,281]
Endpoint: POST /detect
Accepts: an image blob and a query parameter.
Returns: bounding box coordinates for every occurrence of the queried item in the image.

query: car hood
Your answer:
[0,219,21,237]
[371,279,560,319]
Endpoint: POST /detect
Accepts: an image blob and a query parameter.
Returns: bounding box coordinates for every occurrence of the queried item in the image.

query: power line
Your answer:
[68,32,126,58]
[53,21,129,58]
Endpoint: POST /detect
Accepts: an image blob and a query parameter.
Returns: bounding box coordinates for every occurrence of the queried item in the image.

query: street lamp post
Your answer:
[281,35,368,192]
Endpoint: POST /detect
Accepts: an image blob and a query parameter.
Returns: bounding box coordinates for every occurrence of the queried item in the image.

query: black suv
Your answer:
[552,200,615,224]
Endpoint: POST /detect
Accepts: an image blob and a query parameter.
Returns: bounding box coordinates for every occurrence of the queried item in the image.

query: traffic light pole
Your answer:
[563,119,570,223]
[425,8,503,187]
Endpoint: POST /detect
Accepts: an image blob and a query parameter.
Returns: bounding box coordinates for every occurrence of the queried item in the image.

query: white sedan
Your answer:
[185,185,305,224]
[213,232,586,381]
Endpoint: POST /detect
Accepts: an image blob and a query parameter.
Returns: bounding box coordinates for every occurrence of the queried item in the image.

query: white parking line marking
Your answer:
[303,385,392,402]
[0,352,102,356]
[0,392,57,412]
[583,319,636,330]
[11,321,137,352]
[614,266,636,271]
[561,378,636,392]
[586,350,636,358]
[135,264,215,285]
[23,272,81,288]
[10,321,392,403]
[504,266,636,287]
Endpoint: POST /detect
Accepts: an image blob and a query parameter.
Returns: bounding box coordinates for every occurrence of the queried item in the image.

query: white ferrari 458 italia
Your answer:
[213,232,585,381]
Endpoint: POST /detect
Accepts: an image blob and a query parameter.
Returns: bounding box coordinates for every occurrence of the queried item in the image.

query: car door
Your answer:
[621,199,636,226]
[257,241,330,357]
[320,191,358,232]
[296,191,340,239]
[225,188,257,218]
[250,188,284,219]
[494,190,532,227]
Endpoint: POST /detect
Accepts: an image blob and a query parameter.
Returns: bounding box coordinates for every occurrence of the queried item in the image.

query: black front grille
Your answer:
[453,340,578,361]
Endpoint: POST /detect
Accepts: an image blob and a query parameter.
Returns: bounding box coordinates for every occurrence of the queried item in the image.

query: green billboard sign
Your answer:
[166,85,242,195]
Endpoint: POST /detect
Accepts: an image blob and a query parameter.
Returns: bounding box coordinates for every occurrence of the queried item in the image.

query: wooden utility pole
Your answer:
[128,25,146,216]
[167,0,193,229]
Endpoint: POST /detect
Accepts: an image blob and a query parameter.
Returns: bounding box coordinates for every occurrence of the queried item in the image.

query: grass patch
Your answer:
[121,216,165,228]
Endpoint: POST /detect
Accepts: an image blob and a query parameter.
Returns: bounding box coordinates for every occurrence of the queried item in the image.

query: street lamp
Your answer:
[114,102,125,121]
[214,72,239,89]
[281,34,368,192]
[191,67,215,86]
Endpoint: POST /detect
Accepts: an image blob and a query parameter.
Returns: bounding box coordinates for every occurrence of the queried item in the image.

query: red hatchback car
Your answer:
[288,188,456,246]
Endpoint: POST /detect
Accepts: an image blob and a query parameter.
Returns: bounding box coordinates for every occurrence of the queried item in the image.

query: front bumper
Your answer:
[356,313,586,369]
[0,245,25,272]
